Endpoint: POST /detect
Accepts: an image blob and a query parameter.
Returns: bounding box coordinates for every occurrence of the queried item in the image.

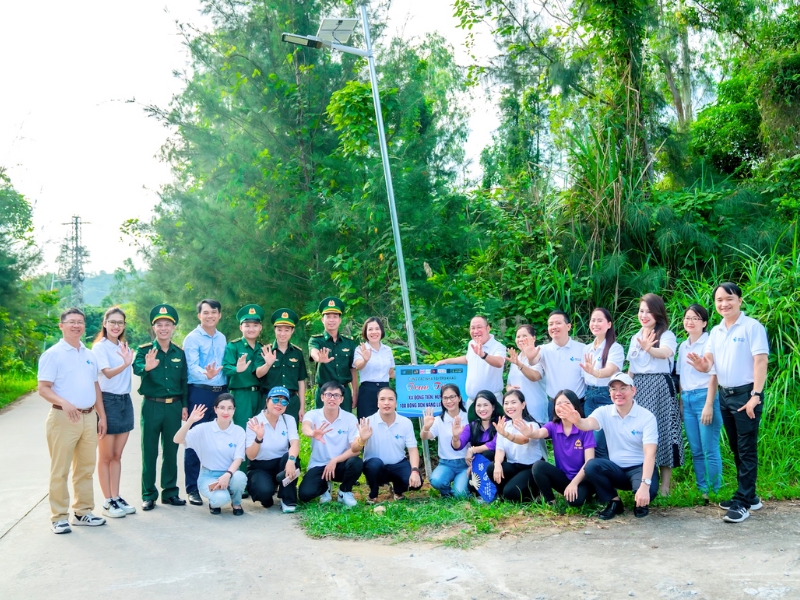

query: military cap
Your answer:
[150,304,179,325]
[237,304,265,323]
[319,296,344,315]
[271,308,299,327]
[268,386,291,399]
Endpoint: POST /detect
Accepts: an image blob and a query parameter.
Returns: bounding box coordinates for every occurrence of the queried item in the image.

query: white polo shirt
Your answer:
[465,335,506,399]
[426,410,468,460]
[590,402,658,468]
[706,313,769,387]
[303,408,359,469]
[676,333,715,391]
[185,421,246,470]
[354,342,395,383]
[245,412,298,461]
[92,338,132,395]
[496,420,543,465]
[37,339,99,409]
[581,339,625,387]
[363,412,417,464]
[627,329,677,374]
[532,338,586,398]
[506,359,549,424]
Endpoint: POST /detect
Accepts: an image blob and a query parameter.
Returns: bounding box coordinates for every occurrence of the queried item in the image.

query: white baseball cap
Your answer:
[608,372,634,386]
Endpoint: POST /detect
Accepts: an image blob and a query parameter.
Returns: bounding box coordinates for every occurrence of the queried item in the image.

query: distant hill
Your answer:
[83,271,126,306]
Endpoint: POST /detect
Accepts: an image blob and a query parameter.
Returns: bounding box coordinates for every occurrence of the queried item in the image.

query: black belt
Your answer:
[231,386,259,392]
[146,397,178,404]
[101,392,129,399]
[360,381,389,387]
[719,383,753,397]
[193,384,226,392]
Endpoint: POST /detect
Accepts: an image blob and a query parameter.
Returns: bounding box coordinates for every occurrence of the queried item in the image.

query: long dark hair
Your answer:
[93,306,127,344]
[439,384,466,421]
[640,293,669,347]
[502,389,536,424]
[469,390,502,445]
[590,307,617,368]
[552,389,584,424]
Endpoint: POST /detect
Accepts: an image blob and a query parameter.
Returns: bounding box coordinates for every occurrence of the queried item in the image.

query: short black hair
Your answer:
[320,380,346,396]
[197,299,222,313]
[685,304,710,332]
[361,317,385,341]
[548,310,571,324]
[471,315,489,326]
[60,307,86,322]
[214,393,236,408]
[377,387,397,400]
[712,282,742,299]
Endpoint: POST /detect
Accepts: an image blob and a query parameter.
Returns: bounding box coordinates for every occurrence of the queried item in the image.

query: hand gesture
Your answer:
[519,340,540,362]
[358,343,372,362]
[261,345,278,368]
[506,347,522,367]
[686,352,710,372]
[422,407,435,432]
[236,353,251,373]
[451,415,465,438]
[555,401,581,424]
[204,361,222,380]
[496,415,508,435]
[512,418,534,438]
[187,404,206,424]
[579,353,597,377]
[637,329,656,353]
[144,348,160,371]
[493,464,504,484]
[118,342,134,367]
[317,348,335,364]
[247,417,265,439]
[564,482,579,503]
[357,417,373,442]
[469,339,483,357]
[309,421,332,443]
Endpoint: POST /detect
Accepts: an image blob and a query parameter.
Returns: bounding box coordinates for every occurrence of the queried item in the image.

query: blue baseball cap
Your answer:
[268,386,290,399]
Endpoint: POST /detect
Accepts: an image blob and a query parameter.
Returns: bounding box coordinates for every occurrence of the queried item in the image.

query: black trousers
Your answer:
[247,453,301,507]
[488,460,541,502]
[583,458,659,503]
[298,457,364,502]
[719,384,761,507]
[356,381,388,421]
[531,460,593,506]
[363,457,423,499]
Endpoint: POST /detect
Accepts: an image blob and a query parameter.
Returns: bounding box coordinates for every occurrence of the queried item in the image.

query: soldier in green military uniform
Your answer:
[133,304,188,511]
[261,308,308,422]
[309,297,359,413]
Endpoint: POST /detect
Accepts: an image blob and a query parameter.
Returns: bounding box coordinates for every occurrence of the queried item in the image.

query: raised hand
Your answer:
[637,329,656,353]
[310,421,332,443]
[236,353,251,373]
[187,404,206,424]
[144,348,160,371]
[261,345,278,368]
[247,417,265,439]
[579,352,597,377]
[506,347,521,366]
[204,361,222,380]
[555,401,581,424]
[686,352,710,373]
[450,415,465,438]
[520,340,540,363]
[358,343,372,362]
[496,415,508,435]
[512,418,534,438]
[422,407,435,432]
[469,339,483,357]
[118,342,134,367]
[317,347,335,364]
[357,417,373,442]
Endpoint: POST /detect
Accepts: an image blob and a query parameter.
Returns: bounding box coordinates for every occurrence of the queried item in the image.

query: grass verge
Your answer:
[0,373,37,410]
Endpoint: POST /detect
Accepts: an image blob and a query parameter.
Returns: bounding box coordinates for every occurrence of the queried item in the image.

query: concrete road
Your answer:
[1,388,798,599]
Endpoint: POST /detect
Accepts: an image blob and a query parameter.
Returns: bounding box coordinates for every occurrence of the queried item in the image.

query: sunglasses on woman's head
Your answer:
[270,397,289,406]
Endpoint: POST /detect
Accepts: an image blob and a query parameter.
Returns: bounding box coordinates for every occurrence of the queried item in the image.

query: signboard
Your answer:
[395,365,468,418]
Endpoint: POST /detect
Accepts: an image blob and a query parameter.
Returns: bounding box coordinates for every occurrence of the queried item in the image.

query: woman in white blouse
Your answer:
[505,325,548,425]
[627,293,683,496]
[353,317,396,420]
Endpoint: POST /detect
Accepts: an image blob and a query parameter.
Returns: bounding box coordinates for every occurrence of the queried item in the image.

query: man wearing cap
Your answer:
[309,297,359,413]
[556,372,659,520]
[223,304,269,431]
[133,304,188,511]
[261,308,308,422]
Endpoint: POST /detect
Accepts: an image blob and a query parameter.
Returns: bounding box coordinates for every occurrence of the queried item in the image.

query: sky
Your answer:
[0,1,498,275]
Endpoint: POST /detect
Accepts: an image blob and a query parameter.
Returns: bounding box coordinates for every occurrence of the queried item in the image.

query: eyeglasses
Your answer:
[62,320,85,326]
[683,317,703,322]
[322,392,343,400]
[106,320,125,326]
[609,385,631,393]
[442,395,460,401]
[270,397,290,406]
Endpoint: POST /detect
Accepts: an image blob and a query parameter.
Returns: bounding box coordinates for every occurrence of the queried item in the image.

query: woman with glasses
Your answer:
[245,386,301,513]
[91,307,137,519]
[677,305,722,503]
[421,384,469,498]
[353,317,396,420]
[627,293,682,496]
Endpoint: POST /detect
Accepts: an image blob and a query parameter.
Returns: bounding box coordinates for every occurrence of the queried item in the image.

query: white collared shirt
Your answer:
[706,313,769,387]
[496,420,543,465]
[92,338,132,395]
[627,329,677,374]
[185,420,246,470]
[676,333,715,391]
[37,339,98,409]
[590,402,658,468]
[354,342,395,383]
[363,412,417,464]
[532,338,586,398]
[245,412,298,461]
[506,358,549,424]
[426,410,468,460]
[581,339,625,387]
[303,408,359,469]
[465,335,506,399]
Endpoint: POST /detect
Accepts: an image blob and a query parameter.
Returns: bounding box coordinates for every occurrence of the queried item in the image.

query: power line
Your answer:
[58,216,90,308]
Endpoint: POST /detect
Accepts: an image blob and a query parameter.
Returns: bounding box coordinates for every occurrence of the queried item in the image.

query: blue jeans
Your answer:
[197,467,247,508]
[584,385,612,460]
[430,458,469,498]
[682,388,723,494]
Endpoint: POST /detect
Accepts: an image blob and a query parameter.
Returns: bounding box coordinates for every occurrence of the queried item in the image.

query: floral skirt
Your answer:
[632,373,684,468]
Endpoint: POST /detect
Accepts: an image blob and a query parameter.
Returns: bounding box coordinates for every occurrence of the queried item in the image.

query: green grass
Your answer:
[0,373,37,410]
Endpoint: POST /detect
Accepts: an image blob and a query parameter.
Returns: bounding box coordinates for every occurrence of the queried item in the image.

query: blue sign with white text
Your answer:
[395,365,468,418]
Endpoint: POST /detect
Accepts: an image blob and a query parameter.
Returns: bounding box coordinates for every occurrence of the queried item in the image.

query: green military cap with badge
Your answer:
[237,304,265,323]
[271,308,299,327]
[150,304,179,325]
[319,296,344,315]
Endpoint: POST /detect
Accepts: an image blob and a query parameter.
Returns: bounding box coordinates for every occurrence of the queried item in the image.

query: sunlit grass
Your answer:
[0,373,37,410]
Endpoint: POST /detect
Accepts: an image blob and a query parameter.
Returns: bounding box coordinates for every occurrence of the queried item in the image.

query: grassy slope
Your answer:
[0,374,37,410]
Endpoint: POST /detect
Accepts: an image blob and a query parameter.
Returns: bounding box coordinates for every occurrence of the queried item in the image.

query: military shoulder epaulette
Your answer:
[171,342,183,350]
[230,337,242,344]
[139,342,153,349]
[291,343,304,351]
[311,334,323,338]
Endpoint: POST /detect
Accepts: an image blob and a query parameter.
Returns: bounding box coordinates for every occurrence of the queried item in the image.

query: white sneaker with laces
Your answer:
[72,512,106,527]
[103,499,126,519]
[115,497,136,515]
[281,500,296,513]
[338,491,357,508]
[51,520,71,534]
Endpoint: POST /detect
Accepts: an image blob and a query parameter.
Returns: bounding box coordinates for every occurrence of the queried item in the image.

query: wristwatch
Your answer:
[751,390,764,399]
[642,478,652,485]
[288,455,297,463]
[254,437,264,444]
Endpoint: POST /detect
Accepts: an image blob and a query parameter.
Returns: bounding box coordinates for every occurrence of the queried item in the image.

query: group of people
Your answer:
[37,282,768,535]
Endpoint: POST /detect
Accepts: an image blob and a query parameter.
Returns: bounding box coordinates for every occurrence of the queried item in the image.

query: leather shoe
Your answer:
[142,500,156,511]
[188,491,203,506]
[598,499,625,520]
[241,491,249,499]
[634,506,649,518]
[162,496,186,506]
[232,506,244,516]
[209,506,221,515]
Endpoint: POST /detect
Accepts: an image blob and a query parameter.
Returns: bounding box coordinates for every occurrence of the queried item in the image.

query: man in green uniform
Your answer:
[133,304,188,511]
[309,297,359,413]
[262,308,308,422]
[223,304,268,431]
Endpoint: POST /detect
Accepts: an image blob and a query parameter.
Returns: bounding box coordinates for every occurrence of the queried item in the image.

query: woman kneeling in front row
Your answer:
[174,393,247,515]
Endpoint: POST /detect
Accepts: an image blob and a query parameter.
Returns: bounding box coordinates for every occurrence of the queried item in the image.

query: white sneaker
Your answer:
[115,497,136,515]
[338,491,357,508]
[102,499,126,519]
[319,490,332,503]
[72,512,106,527]
[281,500,296,513]
[51,520,71,534]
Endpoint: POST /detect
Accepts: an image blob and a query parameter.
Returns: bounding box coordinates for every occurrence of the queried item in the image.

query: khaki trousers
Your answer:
[45,407,97,522]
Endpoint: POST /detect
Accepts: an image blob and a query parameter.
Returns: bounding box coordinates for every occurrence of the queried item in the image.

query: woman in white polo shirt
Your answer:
[353,317,396,421]
[245,386,300,513]
[676,304,722,502]
[627,293,682,496]
[91,306,137,519]
[174,393,247,515]
[421,384,469,498]
[506,325,548,425]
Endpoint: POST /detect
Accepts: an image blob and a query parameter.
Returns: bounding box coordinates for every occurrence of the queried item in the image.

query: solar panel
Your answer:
[316,18,359,44]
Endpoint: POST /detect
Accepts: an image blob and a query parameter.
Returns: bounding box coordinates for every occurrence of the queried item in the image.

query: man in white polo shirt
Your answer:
[688,282,769,524]
[38,308,108,534]
[353,387,422,502]
[299,381,363,507]
[558,372,658,520]
[435,316,506,418]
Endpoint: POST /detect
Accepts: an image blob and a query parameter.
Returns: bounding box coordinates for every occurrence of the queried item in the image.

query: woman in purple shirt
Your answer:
[520,389,596,506]
[451,390,502,469]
